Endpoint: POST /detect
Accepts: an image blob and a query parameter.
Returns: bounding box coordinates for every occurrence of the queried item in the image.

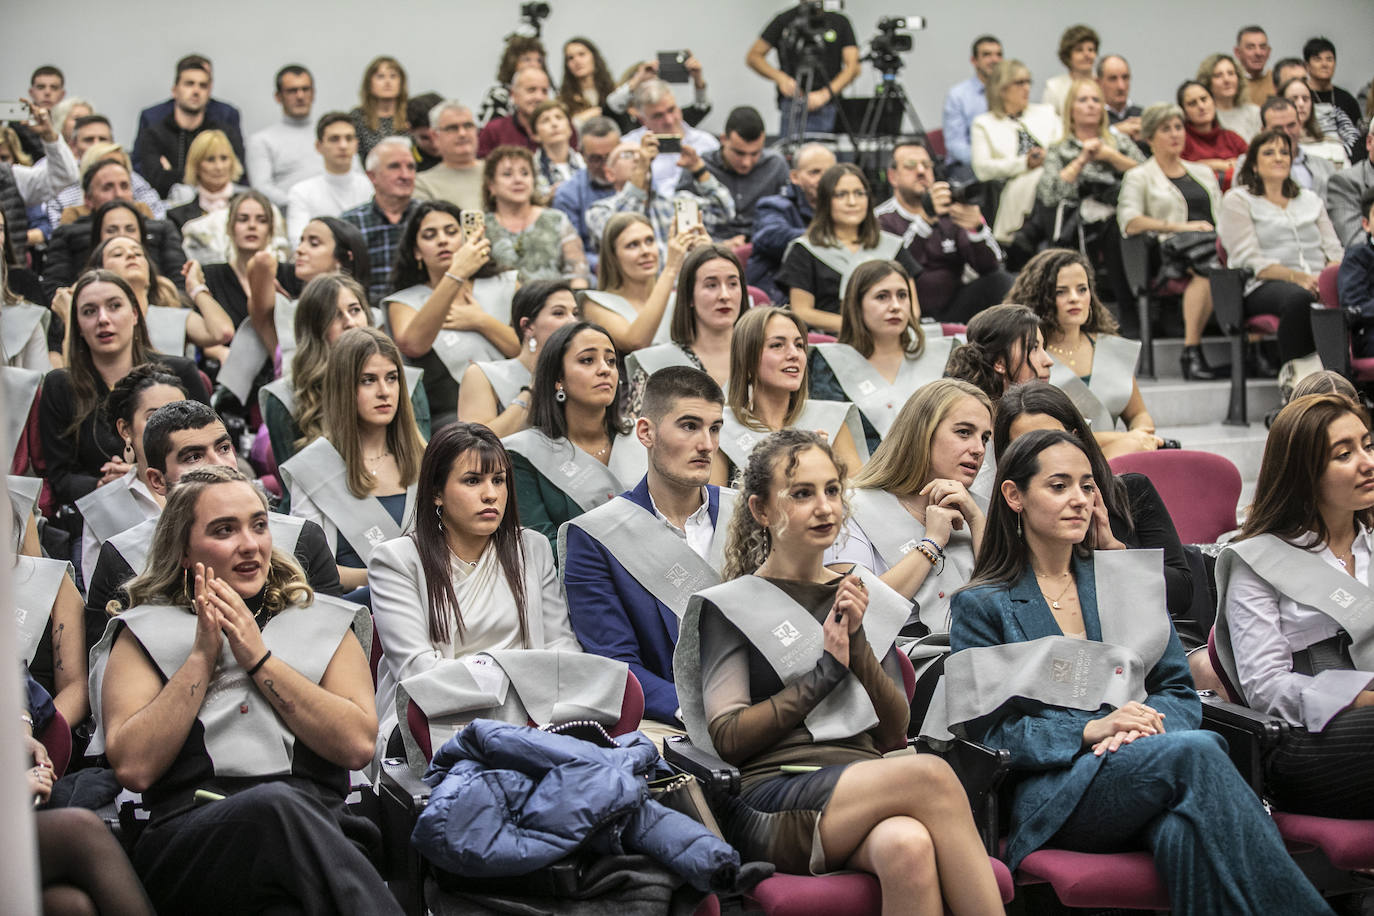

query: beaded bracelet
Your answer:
[919,537,946,559]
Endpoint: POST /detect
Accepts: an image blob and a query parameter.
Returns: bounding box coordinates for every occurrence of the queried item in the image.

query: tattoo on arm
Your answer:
[190,680,201,697]
[262,678,296,715]
[53,623,64,671]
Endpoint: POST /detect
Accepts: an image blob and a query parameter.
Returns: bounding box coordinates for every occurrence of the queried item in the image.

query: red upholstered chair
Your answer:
[926,128,946,159]
[1107,450,1241,544]
[36,710,71,779]
[1311,263,1374,382]
[1202,628,1374,892]
[939,323,967,338]
[733,243,753,275]
[807,332,836,344]
[748,285,773,307]
[1016,850,1168,909]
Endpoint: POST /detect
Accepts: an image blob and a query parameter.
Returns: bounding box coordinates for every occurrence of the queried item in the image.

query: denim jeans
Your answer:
[778,97,837,135]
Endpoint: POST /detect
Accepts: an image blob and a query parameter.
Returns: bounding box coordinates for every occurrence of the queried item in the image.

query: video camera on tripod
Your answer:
[509,1,551,38]
[864,15,925,74]
[779,0,833,71]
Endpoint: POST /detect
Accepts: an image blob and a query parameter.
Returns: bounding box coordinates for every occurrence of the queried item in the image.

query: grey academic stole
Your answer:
[939,549,1170,735]
[395,650,629,773]
[108,512,307,584]
[8,474,40,552]
[1215,534,1374,703]
[674,566,908,757]
[145,306,190,357]
[1047,335,1141,432]
[813,338,955,438]
[582,290,673,345]
[279,438,415,566]
[0,302,47,365]
[218,292,299,404]
[14,555,70,666]
[2,365,40,470]
[718,400,870,472]
[558,489,739,619]
[502,429,641,512]
[625,343,695,384]
[472,358,531,411]
[789,232,904,302]
[259,366,424,420]
[848,487,974,633]
[88,596,366,775]
[384,284,504,387]
[75,474,149,546]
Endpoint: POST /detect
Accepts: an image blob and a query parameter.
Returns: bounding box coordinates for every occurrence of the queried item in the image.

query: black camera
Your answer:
[919,178,983,215]
[520,2,550,21]
[866,14,924,74]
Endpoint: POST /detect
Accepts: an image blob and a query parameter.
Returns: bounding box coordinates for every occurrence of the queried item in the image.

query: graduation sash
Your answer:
[624,343,695,384]
[503,429,646,512]
[718,400,870,472]
[940,549,1169,734]
[472,358,531,412]
[74,472,158,545]
[13,555,70,665]
[108,512,307,583]
[2,365,41,470]
[384,284,504,387]
[145,306,190,357]
[279,438,415,566]
[582,290,673,346]
[1047,335,1141,432]
[789,232,905,302]
[558,489,738,620]
[7,474,40,552]
[0,302,47,366]
[813,338,955,438]
[675,566,908,757]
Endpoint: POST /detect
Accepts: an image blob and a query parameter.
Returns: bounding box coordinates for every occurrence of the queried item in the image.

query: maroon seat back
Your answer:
[1318,263,1341,308]
[37,710,72,779]
[940,322,967,337]
[747,286,771,307]
[926,128,946,159]
[1207,627,1241,704]
[1108,450,1240,544]
[807,332,836,344]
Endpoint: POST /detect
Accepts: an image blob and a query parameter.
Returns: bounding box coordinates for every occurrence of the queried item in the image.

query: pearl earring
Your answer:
[528,337,537,353]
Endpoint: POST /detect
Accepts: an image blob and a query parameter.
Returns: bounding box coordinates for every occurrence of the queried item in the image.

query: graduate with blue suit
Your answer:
[947,429,1332,915]
[562,367,736,734]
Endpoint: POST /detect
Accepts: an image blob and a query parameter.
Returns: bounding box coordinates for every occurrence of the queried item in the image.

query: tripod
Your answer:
[776,34,860,161]
[855,70,927,182]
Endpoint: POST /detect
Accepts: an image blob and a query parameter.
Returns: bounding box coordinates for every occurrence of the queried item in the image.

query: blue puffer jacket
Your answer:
[413,720,741,892]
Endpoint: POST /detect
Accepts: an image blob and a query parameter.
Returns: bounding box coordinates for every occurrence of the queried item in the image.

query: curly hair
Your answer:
[722,429,850,581]
[1006,247,1117,338]
[944,303,1042,403]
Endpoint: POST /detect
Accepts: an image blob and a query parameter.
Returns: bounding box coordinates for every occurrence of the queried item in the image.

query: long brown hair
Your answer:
[411,424,528,646]
[722,429,850,581]
[321,327,425,499]
[671,244,747,346]
[727,306,809,431]
[359,56,410,132]
[1239,394,1374,549]
[807,163,879,249]
[1007,247,1118,338]
[292,273,372,448]
[944,303,1042,403]
[595,212,655,292]
[853,378,990,497]
[65,270,153,437]
[838,259,924,358]
[528,320,628,442]
[558,37,616,115]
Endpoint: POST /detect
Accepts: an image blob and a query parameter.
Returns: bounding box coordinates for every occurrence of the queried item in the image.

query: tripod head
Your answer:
[780,0,832,77]
[864,15,924,76]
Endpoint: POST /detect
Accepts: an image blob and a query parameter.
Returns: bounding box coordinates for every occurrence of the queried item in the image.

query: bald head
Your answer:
[791,143,837,206]
[511,66,551,121]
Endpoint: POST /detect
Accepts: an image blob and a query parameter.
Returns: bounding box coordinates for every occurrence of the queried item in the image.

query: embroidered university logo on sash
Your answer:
[857,379,876,396]
[559,460,579,478]
[665,564,689,588]
[365,526,386,546]
[898,539,919,555]
[1331,588,1356,609]
[772,620,801,647]
[1051,657,1071,682]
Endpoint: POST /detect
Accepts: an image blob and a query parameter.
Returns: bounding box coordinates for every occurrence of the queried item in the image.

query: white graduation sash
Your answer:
[558,489,738,620]
[13,555,70,666]
[718,400,870,472]
[789,232,905,302]
[582,289,674,346]
[0,302,47,366]
[74,472,158,546]
[472,358,531,412]
[503,428,646,512]
[7,474,40,552]
[624,343,695,384]
[218,320,272,404]
[384,284,504,386]
[2,365,41,470]
[108,512,307,584]
[279,438,415,566]
[970,438,996,508]
[395,649,628,771]
[258,365,424,420]
[848,487,974,633]
[1215,534,1374,706]
[1047,335,1141,432]
[472,272,518,327]
[145,306,190,357]
[87,596,369,774]
[675,566,908,757]
[939,549,1170,735]
[813,339,955,438]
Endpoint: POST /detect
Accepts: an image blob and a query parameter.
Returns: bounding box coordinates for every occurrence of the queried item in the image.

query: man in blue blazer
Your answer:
[562,367,734,739]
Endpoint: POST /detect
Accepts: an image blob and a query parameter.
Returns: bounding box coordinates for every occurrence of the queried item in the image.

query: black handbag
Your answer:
[1155,230,1221,289]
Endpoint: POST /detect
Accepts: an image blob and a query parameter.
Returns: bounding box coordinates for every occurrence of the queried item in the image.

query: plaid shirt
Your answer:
[340,197,419,304]
[585,176,734,256]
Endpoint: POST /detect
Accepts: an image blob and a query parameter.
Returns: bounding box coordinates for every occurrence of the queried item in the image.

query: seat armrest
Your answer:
[1199,692,1287,796]
[663,735,740,799]
[380,756,431,811]
[1209,269,1249,334]
[1119,232,1153,296]
[914,735,1010,854]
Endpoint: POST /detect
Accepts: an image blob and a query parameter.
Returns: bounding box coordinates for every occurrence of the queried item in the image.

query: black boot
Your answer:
[1181,345,1223,381]
[1246,340,1281,379]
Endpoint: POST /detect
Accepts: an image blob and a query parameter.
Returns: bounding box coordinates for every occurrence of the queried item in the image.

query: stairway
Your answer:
[1136,337,1279,517]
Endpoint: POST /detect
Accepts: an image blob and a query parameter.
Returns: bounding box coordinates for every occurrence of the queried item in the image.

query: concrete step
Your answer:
[1134,336,1238,381]
[1138,377,1282,428]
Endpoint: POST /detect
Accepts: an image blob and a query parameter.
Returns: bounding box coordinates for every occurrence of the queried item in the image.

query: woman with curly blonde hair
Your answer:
[675,428,1004,911]
[90,464,397,914]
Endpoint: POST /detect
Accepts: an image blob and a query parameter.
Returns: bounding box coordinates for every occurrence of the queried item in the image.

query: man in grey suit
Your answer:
[1328,122,1374,248]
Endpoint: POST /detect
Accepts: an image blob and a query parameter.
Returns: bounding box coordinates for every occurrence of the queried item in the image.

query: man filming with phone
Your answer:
[622,80,719,197]
[586,132,733,255]
[874,139,1011,322]
[0,99,78,264]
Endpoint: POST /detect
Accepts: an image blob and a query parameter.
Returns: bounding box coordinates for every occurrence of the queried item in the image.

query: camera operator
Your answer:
[875,139,1012,322]
[747,2,861,134]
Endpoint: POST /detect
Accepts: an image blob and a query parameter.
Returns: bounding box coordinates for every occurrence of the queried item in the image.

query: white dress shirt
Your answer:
[649,486,713,561]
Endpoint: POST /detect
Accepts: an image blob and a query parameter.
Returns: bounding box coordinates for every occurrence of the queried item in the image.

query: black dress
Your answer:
[777,242,921,315]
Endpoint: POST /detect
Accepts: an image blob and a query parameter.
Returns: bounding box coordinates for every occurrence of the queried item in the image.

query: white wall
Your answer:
[3,0,1371,151]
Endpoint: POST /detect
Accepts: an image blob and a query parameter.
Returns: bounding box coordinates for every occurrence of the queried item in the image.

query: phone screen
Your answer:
[0,100,30,121]
[655,134,682,155]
